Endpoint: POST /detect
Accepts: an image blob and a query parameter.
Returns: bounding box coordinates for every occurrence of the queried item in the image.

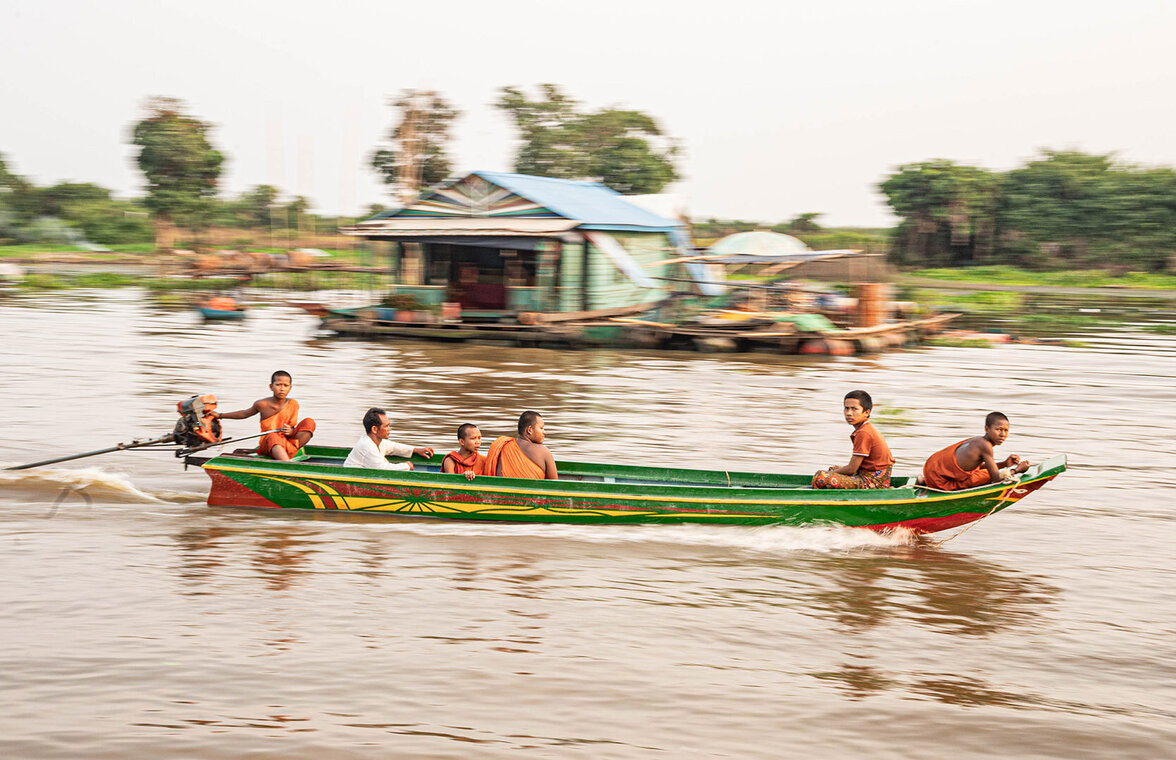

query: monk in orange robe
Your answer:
[484,411,557,479]
[442,423,486,481]
[921,411,1030,490]
[215,370,316,460]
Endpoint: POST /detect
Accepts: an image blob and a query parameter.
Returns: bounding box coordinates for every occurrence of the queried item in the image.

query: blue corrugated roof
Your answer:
[473,171,682,231]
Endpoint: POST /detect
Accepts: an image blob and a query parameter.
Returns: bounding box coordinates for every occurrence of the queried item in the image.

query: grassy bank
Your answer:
[14,270,393,292]
[906,266,1176,290]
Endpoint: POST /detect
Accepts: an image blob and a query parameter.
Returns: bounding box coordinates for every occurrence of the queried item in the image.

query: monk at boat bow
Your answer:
[484,411,557,479]
[920,411,1031,490]
[215,370,315,460]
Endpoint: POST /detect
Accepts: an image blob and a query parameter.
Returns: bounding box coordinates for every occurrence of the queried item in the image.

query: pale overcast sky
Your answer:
[2,1,1174,226]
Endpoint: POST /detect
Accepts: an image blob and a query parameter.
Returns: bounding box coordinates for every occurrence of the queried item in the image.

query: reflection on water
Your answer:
[804,546,1058,636]
[2,290,1175,758]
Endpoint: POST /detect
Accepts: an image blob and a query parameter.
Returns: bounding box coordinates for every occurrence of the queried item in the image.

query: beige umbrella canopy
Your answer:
[709,231,811,257]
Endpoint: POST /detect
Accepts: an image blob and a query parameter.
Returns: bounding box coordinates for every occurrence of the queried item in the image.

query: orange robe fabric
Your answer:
[443,450,486,475]
[259,399,316,458]
[484,436,545,479]
[922,439,994,491]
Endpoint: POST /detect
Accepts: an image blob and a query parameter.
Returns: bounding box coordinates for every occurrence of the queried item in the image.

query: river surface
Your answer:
[1,289,1173,759]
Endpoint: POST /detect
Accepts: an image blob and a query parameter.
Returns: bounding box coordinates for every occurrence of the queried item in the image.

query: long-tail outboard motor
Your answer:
[174,394,223,450]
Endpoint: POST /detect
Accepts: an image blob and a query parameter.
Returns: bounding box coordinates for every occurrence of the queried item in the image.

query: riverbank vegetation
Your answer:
[905,266,1176,290]
[5,94,1176,286]
[879,151,1176,272]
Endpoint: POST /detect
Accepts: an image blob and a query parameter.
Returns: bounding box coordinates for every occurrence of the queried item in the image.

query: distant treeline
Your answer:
[0,153,371,248]
[690,214,889,254]
[879,150,1176,272]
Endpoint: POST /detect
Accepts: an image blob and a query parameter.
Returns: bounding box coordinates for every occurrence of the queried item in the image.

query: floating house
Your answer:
[343,171,717,321]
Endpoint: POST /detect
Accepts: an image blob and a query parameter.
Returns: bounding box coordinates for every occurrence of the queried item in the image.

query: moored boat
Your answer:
[198,295,247,320]
[189,446,1066,533]
[198,306,247,320]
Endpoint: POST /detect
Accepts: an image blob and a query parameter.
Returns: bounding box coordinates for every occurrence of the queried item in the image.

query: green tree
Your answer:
[778,212,824,234]
[370,90,459,199]
[878,160,1000,267]
[60,196,153,245]
[0,153,41,224]
[130,96,225,236]
[880,150,1176,270]
[996,150,1176,270]
[36,182,112,217]
[239,184,281,228]
[496,84,680,194]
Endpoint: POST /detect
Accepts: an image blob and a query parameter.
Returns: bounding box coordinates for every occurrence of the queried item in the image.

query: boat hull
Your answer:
[197,449,1065,533]
[199,307,247,320]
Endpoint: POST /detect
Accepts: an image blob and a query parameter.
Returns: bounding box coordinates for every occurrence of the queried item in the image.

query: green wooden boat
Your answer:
[189,446,1066,534]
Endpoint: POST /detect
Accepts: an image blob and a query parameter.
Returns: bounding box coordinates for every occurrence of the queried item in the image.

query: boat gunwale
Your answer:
[199,451,1067,509]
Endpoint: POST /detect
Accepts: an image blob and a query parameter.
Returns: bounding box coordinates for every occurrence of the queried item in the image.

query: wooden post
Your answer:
[581,238,590,311]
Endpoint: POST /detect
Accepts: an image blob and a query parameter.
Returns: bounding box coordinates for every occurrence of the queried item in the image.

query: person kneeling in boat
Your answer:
[919,411,1031,490]
[442,423,485,481]
[344,407,434,471]
[811,390,894,489]
[216,370,316,460]
[484,411,557,480]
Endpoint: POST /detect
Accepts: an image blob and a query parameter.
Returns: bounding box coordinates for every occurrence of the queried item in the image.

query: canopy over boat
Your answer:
[190,446,1066,534]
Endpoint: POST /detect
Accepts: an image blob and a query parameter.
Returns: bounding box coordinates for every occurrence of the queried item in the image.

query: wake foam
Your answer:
[337,519,917,554]
[0,465,205,504]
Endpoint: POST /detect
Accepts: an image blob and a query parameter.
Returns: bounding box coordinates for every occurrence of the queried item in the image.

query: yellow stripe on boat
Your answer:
[206,462,1052,508]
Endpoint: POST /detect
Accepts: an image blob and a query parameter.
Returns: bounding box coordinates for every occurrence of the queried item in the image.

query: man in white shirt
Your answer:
[343,407,435,470]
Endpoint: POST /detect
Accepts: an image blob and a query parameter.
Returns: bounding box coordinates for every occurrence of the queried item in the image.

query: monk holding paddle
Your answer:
[484,411,557,479]
[215,370,316,460]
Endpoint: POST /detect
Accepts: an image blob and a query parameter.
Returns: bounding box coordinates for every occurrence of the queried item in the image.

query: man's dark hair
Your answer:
[518,410,541,435]
[985,411,1009,428]
[271,370,292,383]
[844,390,873,412]
[363,407,387,433]
[457,423,479,440]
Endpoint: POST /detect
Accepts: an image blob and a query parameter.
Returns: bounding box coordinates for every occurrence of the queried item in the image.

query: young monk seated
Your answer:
[442,423,485,481]
[811,390,894,489]
[484,411,557,480]
[344,407,434,470]
[216,370,316,460]
[921,411,1031,490]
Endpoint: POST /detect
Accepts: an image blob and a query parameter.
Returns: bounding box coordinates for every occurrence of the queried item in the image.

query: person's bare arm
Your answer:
[979,447,1001,483]
[835,454,865,476]
[1003,456,1031,474]
[543,447,558,480]
[441,457,455,474]
[215,401,260,421]
[998,454,1031,473]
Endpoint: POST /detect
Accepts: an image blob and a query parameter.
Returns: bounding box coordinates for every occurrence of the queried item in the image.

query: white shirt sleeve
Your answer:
[379,439,415,459]
[344,435,412,470]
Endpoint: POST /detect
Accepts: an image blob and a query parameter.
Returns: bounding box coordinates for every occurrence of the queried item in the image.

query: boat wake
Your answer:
[0,465,206,504]
[356,520,918,555]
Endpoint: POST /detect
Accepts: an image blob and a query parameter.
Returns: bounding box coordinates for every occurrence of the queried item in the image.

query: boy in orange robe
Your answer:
[442,423,485,481]
[484,411,557,479]
[215,370,316,460]
[811,390,895,489]
[921,411,1031,490]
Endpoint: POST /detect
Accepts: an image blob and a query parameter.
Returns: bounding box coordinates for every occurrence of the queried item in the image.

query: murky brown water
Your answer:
[2,289,1174,759]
